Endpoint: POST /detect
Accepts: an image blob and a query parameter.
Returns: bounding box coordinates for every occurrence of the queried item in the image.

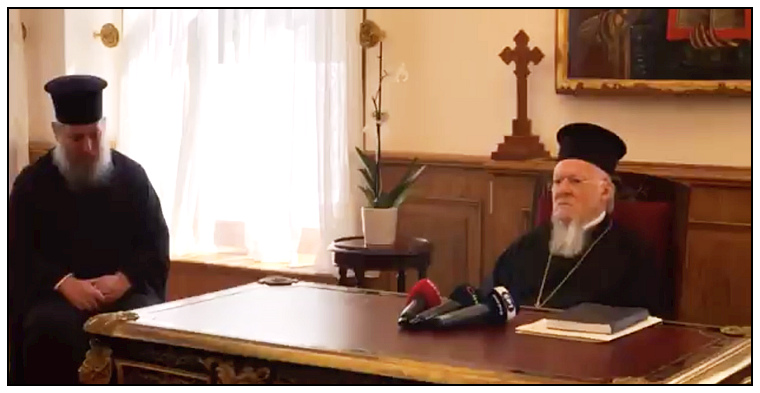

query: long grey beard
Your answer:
[549,217,588,258]
[52,144,114,191]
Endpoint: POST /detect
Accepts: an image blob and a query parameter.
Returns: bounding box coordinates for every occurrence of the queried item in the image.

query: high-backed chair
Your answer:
[532,172,682,319]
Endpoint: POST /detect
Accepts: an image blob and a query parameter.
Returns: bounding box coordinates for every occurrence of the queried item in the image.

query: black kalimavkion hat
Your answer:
[44,74,108,125]
[556,123,627,176]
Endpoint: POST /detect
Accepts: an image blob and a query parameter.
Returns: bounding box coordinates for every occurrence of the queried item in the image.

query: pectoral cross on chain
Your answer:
[499,30,543,138]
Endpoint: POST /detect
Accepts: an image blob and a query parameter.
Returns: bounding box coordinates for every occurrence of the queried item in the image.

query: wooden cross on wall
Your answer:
[491,30,550,161]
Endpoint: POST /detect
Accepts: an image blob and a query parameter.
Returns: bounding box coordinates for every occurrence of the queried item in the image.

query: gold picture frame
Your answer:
[555,9,751,96]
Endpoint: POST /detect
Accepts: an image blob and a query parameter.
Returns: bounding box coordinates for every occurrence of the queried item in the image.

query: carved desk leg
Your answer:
[78,339,113,384]
[202,357,271,384]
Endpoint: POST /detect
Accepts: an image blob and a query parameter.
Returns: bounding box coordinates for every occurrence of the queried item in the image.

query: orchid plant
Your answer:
[357,19,426,209]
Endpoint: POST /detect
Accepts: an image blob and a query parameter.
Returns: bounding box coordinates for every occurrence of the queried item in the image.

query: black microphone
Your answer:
[405,284,481,328]
[428,286,519,329]
[398,279,442,326]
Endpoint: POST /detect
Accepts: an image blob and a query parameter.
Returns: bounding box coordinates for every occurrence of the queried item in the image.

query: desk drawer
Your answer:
[116,359,210,384]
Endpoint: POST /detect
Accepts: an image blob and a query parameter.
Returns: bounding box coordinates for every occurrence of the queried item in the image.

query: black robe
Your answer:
[8,150,170,384]
[482,214,667,318]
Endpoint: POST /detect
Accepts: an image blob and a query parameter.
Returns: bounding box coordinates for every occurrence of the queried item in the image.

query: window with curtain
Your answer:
[118,9,363,270]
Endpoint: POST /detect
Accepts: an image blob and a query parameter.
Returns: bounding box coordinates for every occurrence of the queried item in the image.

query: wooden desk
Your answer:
[79,281,751,384]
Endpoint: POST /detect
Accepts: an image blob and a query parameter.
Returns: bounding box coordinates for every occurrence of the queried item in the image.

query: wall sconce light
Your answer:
[93,23,120,48]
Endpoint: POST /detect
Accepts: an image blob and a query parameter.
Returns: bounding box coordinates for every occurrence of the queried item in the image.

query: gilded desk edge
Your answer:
[83,282,752,385]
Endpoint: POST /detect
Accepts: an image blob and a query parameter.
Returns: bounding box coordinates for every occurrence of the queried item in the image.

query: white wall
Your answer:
[21,9,64,144]
[64,9,123,143]
[364,9,752,167]
[21,9,122,144]
[20,9,752,167]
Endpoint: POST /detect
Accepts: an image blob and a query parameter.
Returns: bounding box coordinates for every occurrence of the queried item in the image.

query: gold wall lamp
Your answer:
[93,23,119,48]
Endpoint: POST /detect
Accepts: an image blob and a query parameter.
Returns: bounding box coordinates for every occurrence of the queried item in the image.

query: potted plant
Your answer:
[357,19,426,246]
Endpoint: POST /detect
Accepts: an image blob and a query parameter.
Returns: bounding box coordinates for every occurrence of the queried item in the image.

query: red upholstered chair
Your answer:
[532,173,679,318]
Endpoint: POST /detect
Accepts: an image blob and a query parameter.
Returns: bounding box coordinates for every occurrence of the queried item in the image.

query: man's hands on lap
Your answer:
[57,276,106,312]
[89,272,132,304]
[57,272,132,311]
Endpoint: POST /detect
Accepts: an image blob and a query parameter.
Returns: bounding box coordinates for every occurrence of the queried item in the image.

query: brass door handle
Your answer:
[93,23,119,48]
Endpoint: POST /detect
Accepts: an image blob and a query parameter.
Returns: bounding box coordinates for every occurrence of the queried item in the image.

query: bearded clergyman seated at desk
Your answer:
[8,75,170,385]
[481,123,666,317]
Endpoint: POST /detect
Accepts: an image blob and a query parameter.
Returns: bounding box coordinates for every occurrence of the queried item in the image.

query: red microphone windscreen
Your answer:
[406,279,442,307]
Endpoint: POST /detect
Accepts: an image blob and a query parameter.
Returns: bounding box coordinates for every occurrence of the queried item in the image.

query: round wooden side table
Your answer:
[328,236,432,293]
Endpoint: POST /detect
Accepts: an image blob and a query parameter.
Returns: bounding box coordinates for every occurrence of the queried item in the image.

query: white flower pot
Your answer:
[361,207,398,246]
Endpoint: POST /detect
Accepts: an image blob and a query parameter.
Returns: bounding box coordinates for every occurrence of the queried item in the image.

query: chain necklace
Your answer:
[534,220,613,308]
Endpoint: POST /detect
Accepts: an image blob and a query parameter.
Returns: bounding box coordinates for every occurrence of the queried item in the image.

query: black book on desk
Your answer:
[545,303,650,335]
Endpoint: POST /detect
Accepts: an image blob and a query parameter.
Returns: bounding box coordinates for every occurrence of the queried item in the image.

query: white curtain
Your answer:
[118,9,363,271]
[9,9,30,193]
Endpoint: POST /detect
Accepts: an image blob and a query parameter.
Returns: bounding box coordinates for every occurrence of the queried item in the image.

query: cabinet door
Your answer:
[380,164,489,295]
[678,186,752,325]
[680,227,751,325]
[482,175,538,283]
[397,197,482,296]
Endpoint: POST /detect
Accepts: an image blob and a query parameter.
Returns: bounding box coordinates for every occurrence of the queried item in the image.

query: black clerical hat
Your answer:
[44,75,108,125]
[556,123,627,176]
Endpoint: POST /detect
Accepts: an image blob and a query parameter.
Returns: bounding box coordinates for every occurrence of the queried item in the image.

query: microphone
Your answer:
[398,279,442,325]
[404,284,481,329]
[428,286,519,330]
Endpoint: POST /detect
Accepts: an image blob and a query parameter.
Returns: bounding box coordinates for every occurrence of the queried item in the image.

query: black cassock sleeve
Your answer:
[9,170,69,310]
[614,232,669,318]
[120,165,170,301]
[480,238,529,307]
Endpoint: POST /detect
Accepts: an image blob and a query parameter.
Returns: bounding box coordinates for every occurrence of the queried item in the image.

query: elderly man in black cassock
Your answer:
[9,75,170,385]
[482,123,665,317]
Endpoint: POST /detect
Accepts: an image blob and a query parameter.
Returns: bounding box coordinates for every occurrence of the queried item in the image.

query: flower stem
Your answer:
[375,123,381,206]
[378,41,383,118]
[374,41,384,206]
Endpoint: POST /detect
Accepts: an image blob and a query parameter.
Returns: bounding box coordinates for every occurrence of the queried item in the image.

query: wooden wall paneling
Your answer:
[482,175,538,282]
[379,163,490,293]
[670,183,691,321]
[379,163,491,202]
[679,224,752,325]
[688,186,752,224]
[677,184,753,326]
[167,262,262,301]
[396,197,482,296]
[167,261,340,301]
[29,141,52,164]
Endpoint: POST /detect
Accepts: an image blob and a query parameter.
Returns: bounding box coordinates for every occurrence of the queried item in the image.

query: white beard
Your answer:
[52,144,113,191]
[549,217,588,258]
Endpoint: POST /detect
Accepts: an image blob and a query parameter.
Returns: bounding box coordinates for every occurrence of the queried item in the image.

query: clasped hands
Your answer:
[57,272,132,312]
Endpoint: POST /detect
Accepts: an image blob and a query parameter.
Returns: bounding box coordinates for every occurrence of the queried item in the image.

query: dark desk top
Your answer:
[85,281,751,384]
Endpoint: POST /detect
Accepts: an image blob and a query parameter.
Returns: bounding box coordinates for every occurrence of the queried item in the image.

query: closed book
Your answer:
[545,303,650,335]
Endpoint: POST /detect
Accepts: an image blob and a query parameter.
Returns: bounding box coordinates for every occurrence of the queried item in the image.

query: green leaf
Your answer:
[375,192,395,208]
[403,164,427,188]
[358,168,376,192]
[355,147,376,174]
[393,186,412,207]
[385,164,427,207]
[397,158,420,186]
[359,186,376,206]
